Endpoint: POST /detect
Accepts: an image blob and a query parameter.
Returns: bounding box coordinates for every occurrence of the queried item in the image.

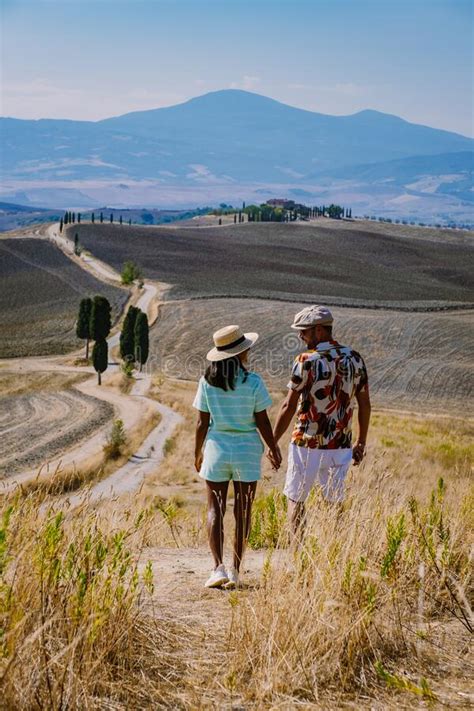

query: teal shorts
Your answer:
[201,431,264,483]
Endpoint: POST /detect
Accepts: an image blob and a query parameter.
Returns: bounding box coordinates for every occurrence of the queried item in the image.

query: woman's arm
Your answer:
[195,411,210,471]
[255,409,282,470]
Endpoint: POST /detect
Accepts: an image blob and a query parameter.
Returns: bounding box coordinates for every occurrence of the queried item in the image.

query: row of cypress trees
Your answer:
[76,296,111,384]
[76,297,150,383]
[119,305,149,371]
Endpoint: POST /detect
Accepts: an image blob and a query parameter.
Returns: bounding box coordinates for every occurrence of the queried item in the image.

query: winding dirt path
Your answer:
[2,223,182,501]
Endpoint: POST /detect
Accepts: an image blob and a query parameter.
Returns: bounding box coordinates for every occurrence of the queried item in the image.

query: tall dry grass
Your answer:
[2,371,473,708]
[226,475,473,707]
[0,493,190,709]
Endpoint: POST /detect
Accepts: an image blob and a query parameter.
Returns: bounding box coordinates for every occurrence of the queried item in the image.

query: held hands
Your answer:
[266,444,282,471]
[352,441,366,466]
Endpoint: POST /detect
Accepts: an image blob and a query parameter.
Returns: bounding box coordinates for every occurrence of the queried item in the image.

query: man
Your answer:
[272,305,371,536]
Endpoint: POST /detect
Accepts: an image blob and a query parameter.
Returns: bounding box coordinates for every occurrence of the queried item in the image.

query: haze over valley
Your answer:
[2,90,473,222]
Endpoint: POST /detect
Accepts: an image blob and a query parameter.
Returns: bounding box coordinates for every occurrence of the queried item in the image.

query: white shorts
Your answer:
[283,444,353,503]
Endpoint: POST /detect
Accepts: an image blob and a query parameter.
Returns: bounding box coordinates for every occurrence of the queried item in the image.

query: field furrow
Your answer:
[0,379,113,477]
[150,298,474,415]
[0,237,128,357]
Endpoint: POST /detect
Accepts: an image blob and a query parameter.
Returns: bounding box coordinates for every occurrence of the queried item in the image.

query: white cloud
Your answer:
[288,83,312,91]
[229,75,261,91]
[287,82,370,97]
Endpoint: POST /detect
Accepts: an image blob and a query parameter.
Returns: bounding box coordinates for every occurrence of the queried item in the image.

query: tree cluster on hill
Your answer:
[209,200,353,223]
[64,206,211,227]
[62,211,80,225]
[119,305,149,372]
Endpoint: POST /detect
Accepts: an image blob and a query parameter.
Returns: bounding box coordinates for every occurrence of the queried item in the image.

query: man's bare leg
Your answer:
[287,498,306,546]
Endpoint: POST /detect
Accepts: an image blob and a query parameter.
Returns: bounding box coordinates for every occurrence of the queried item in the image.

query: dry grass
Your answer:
[19,408,161,497]
[0,371,89,397]
[104,371,135,395]
[0,495,191,708]
[224,479,473,708]
[2,375,472,708]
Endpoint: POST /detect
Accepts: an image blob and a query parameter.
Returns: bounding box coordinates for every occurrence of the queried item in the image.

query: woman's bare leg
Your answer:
[233,481,257,571]
[206,480,229,568]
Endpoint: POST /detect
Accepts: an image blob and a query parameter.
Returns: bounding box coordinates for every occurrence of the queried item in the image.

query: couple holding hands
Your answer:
[193,305,371,589]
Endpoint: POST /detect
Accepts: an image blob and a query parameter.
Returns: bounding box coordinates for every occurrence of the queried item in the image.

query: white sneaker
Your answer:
[223,566,239,589]
[204,564,229,588]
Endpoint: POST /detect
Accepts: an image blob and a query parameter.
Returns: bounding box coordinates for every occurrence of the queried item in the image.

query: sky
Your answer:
[1,0,473,136]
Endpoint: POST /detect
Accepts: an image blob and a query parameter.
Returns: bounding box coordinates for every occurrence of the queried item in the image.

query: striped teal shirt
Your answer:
[193,370,272,434]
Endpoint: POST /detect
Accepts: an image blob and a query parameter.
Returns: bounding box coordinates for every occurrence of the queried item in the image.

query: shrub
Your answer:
[121,359,134,378]
[247,488,287,549]
[103,418,127,460]
[121,261,142,285]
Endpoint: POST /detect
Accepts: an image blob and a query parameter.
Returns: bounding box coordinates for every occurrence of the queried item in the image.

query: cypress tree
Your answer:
[76,297,92,359]
[59,217,63,233]
[64,211,69,225]
[91,212,95,223]
[92,339,108,385]
[110,213,113,223]
[100,212,103,223]
[78,212,81,223]
[134,310,149,372]
[90,295,112,341]
[120,305,139,363]
[119,215,123,225]
[72,212,76,223]
[129,218,132,226]
[74,233,79,253]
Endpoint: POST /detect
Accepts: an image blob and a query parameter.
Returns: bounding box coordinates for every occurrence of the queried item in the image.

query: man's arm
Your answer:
[273,389,300,443]
[353,389,371,464]
[194,411,210,471]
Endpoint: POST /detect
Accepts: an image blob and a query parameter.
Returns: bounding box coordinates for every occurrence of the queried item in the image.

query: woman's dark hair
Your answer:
[205,356,248,391]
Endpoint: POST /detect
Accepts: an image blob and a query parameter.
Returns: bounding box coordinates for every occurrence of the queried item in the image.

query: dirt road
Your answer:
[2,223,182,500]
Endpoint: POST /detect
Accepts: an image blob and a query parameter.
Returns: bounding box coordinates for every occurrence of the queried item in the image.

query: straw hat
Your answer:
[206,325,259,362]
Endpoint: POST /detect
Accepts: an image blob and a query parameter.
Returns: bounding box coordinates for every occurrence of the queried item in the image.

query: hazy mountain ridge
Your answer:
[1,90,473,219]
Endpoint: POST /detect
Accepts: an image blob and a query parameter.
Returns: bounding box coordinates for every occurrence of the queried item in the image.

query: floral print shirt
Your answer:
[288,340,369,449]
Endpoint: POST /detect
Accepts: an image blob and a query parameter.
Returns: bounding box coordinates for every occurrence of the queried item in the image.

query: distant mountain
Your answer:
[1,90,473,219]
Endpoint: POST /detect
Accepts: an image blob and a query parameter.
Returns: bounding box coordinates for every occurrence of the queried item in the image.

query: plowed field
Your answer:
[71,221,474,308]
[150,298,474,415]
[0,238,128,357]
[0,372,113,476]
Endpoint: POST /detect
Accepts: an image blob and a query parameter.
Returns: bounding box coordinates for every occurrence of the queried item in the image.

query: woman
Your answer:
[193,325,281,589]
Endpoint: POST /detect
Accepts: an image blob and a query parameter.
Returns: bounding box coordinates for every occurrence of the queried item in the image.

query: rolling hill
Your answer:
[69,221,474,308]
[0,238,128,357]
